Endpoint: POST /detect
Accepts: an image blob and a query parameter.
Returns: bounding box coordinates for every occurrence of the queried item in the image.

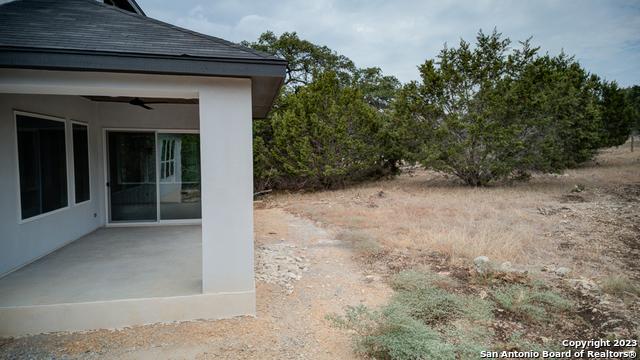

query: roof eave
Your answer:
[0,47,287,118]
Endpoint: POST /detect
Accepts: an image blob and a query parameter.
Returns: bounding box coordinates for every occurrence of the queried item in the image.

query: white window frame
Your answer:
[14,110,71,224]
[70,120,91,206]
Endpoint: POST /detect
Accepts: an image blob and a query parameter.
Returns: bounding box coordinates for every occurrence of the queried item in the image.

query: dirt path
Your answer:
[0,208,391,359]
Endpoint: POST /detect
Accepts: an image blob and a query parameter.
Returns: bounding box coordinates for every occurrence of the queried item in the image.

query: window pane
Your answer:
[158,133,201,220]
[16,114,68,219]
[73,123,90,203]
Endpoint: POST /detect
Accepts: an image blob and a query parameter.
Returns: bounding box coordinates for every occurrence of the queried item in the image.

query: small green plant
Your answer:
[443,324,495,360]
[390,270,494,325]
[329,270,497,359]
[492,284,572,322]
[392,286,463,324]
[328,304,455,360]
[460,296,495,323]
[600,275,640,298]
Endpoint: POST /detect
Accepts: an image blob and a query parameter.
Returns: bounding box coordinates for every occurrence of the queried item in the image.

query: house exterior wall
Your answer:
[0,94,100,277]
[0,93,200,276]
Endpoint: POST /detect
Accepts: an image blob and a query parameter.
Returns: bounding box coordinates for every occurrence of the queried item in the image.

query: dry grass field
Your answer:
[274,139,639,356]
[280,139,639,281]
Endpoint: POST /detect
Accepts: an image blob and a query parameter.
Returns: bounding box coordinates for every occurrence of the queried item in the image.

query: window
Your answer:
[72,123,90,203]
[16,113,68,220]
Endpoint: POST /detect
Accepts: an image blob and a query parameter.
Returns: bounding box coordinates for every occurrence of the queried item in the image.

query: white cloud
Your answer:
[139,0,640,86]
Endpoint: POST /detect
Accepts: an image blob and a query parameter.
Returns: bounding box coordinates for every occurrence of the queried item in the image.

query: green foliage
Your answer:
[244,32,402,191]
[329,304,455,360]
[256,72,388,189]
[492,284,572,322]
[600,81,634,147]
[623,85,640,133]
[245,29,633,191]
[330,270,495,359]
[392,30,608,185]
[241,31,356,92]
[443,326,494,360]
[353,67,401,110]
[390,271,494,324]
[393,286,464,325]
[513,53,604,169]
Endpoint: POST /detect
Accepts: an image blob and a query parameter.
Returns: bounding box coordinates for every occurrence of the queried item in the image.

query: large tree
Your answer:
[244,32,401,190]
[241,31,356,92]
[255,71,386,189]
[393,30,605,185]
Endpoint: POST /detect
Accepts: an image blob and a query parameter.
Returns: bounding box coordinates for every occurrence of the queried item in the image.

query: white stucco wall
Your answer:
[0,93,201,276]
[200,80,254,295]
[0,94,101,276]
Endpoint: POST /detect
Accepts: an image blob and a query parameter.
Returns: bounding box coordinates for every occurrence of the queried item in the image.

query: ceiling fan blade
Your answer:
[129,97,154,110]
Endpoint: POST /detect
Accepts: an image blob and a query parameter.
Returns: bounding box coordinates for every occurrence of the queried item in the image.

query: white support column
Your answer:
[198,78,255,312]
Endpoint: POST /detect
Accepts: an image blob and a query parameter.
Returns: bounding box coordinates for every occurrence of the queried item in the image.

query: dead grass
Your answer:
[600,275,640,298]
[282,184,550,264]
[276,139,640,274]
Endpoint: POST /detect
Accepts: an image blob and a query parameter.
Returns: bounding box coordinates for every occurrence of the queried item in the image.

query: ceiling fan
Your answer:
[128,97,172,110]
[83,96,198,108]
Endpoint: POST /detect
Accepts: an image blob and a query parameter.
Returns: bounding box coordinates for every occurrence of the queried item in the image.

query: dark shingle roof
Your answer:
[0,0,280,62]
[0,0,286,118]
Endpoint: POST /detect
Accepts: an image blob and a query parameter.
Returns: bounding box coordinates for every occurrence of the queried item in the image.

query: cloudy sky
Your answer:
[138,0,640,86]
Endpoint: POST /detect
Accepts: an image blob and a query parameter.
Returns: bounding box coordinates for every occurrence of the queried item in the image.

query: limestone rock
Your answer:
[473,256,492,274]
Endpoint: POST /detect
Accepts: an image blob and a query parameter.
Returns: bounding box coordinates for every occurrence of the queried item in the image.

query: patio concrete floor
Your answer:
[0,226,201,307]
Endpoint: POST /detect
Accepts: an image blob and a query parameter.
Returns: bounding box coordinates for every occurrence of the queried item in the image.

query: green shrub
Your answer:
[331,270,497,360]
[392,286,463,325]
[329,304,455,360]
[492,284,572,322]
[460,296,495,323]
[254,71,390,190]
[390,271,494,325]
[443,325,494,360]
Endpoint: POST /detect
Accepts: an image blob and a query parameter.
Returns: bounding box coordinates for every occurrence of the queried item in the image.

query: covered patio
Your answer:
[0,78,258,336]
[0,226,202,307]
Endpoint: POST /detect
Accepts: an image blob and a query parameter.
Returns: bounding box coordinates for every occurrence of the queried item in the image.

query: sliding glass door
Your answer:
[108,131,157,222]
[107,130,201,224]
